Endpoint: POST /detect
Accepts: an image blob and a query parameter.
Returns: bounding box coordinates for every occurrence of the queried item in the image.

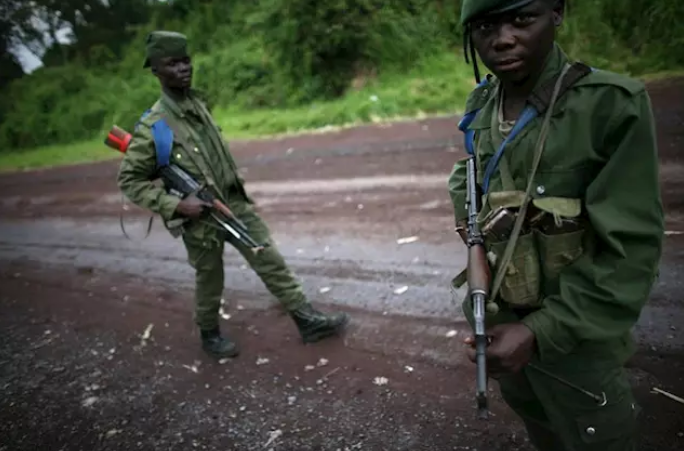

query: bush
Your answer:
[193,38,280,109]
[255,0,459,103]
[601,0,684,70]
[1,0,683,152]
[255,0,380,103]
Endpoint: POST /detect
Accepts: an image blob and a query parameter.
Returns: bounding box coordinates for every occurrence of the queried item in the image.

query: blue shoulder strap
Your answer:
[150,119,174,168]
[481,105,537,193]
[457,78,538,194]
[457,78,490,157]
[136,109,174,168]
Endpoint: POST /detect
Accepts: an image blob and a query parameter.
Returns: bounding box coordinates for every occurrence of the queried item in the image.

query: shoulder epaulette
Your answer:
[573,68,646,96]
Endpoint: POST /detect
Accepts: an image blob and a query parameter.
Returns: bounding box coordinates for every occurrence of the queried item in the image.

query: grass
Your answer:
[1,52,682,173]
[0,139,120,173]
[639,69,684,82]
[214,53,475,139]
[0,52,474,173]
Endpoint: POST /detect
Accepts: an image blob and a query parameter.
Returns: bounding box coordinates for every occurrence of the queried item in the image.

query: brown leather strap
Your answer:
[528,62,592,114]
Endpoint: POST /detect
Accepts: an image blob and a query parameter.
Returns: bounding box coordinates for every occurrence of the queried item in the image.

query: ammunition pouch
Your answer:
[486,231,541,307]
[535,222,585,299]
[482,195,586,308]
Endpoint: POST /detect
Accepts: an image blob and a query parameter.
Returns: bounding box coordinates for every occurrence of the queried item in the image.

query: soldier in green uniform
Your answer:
[448,1,663,450]
[117,31,349,359]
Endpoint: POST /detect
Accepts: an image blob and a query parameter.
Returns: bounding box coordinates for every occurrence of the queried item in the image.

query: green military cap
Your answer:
[142,30,189,68]
[461,0,536,25]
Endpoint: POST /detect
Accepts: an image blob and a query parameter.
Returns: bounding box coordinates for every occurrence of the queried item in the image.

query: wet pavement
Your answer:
[0,77,683,450]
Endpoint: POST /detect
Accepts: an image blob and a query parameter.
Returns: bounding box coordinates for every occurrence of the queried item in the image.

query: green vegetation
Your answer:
[1,0,683,172]
[0,139,109,172]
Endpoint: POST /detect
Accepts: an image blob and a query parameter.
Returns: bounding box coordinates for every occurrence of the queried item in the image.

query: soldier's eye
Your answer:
[514,13,535,25]
[474,21,494,33]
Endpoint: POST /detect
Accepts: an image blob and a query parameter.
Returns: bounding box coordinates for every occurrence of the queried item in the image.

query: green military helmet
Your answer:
[142,30,189,68]
[461,0,536,25]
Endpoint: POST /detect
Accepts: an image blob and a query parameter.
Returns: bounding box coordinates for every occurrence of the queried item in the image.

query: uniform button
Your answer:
[586,427,596,435]
[176,154,182,159]
[482,89,489,97]
[536,185,546,195]
[194,147,199,152]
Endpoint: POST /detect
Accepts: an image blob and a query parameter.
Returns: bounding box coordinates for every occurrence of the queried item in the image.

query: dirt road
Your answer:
[1,79,683,451]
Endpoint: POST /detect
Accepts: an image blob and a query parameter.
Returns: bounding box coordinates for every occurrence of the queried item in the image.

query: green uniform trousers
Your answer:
[462,299,640,451]
[181,199,307,331]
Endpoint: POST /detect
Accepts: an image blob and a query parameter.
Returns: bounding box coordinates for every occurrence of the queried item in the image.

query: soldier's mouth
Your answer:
[494,58,524,72]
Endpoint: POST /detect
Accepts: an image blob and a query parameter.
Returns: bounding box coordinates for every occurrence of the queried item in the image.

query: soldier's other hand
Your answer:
[176,195,211,219]
[463,323,536,375]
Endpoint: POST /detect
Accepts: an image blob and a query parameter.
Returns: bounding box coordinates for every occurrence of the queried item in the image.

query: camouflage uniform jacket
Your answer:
[117,89,254,244]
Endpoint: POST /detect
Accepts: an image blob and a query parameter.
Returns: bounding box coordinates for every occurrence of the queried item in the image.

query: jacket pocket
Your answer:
[574,389,639,448]
[535,228,585,296]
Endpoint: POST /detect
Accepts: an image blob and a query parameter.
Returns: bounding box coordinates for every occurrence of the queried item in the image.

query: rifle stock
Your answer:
[464,155,491,419]
[104,125,266,254]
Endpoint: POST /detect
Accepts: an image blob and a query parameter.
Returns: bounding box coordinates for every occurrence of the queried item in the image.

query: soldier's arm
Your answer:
[116,123,181,221]
[521,88,664,363]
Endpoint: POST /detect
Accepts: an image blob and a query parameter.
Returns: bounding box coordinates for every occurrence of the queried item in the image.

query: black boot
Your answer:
[200,327,239,358]
[290,304,349,343]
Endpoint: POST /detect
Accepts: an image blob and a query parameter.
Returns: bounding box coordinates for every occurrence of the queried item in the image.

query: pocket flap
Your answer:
[487,190,527,210]
[533,196,582,218]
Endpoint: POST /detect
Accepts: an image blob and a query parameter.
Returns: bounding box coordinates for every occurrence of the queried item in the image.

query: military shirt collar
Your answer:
[467,43,570,130]
[531,43,570,94]
[160,88,200,119]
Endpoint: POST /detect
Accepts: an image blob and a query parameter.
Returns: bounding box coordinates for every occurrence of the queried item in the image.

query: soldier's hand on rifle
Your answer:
[175,194,211,219]
[464,323,536,375]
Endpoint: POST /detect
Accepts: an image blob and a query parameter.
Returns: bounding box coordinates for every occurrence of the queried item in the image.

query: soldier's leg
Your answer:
[226,202,307,310]
[182,234,238,358]
[523,356,639,451]
[497,372,568,450]
[226,201,349,342]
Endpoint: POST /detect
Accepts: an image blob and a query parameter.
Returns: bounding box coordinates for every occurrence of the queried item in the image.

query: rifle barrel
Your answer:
[473,291,488,418]
[465,156,490,419]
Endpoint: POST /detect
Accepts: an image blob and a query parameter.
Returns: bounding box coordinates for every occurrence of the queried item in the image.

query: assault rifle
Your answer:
[458,155,491,419]
[105,125,266,254]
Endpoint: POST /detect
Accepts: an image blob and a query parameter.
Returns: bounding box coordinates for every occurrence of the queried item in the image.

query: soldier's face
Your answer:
[470,0,563,85]
[153,55,193,90]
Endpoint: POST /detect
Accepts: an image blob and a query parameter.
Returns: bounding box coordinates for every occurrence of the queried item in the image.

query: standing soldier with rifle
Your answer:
[448,1,664,450]
[116,31,349,359]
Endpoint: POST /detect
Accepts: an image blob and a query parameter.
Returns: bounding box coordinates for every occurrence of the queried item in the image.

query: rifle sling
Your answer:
[528,62,592,115]
[119,192,154,241]
[489,63,573,303]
